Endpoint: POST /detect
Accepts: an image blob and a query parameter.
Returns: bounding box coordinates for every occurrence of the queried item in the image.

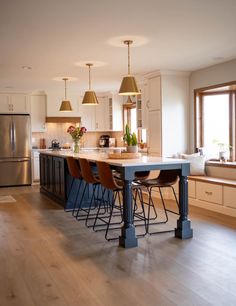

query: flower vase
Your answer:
[73,139,80,153]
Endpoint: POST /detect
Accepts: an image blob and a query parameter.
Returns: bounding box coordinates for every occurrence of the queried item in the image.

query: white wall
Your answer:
[162,74,189,156]
[189,59,236,151]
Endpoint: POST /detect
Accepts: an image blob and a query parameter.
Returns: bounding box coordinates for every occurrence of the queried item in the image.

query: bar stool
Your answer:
[94,161,148,241]
[93,161,124,241]
[76,158,102,226]
[65,157,83,214]
[136,169,179,235]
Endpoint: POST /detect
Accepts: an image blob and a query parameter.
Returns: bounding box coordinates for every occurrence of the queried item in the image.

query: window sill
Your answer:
[206,160,236,169]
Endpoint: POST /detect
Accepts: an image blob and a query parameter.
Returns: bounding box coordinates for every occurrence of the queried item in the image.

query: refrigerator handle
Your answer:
[9,120,14,150]
[12,120,16,151]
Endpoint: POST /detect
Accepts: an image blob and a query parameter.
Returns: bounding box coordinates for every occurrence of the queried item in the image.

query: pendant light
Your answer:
[82,63,99,105]
[119,40,140,96]
[59,78,73,112]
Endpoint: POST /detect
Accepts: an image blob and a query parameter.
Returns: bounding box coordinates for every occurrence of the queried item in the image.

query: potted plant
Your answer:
[123,124,138,153]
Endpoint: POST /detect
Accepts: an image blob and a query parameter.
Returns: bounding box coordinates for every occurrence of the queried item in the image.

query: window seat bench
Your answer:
[187,175,236,217]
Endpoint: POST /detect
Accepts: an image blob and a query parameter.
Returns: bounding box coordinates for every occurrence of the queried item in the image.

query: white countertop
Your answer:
[39,150,189,167]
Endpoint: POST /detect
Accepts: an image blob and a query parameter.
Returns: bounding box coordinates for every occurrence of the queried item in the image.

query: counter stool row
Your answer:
[65,156,180,241]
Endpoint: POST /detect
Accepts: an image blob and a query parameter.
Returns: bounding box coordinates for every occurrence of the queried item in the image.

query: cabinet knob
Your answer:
[146,100,150,109]
[205,191,213,195]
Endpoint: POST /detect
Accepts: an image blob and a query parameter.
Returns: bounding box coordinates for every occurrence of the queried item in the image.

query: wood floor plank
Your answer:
[0,186,236,306]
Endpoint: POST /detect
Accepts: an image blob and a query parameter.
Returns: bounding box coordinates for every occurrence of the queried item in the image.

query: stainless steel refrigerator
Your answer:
[0,114,32,186]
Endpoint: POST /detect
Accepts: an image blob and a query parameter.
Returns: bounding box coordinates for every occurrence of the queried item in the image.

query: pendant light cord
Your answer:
[89,64,91,90]
[128,41,130,75]
[64,79,67,99]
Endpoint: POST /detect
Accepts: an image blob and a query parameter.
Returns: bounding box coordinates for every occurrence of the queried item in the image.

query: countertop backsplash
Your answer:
[32,122,124,149]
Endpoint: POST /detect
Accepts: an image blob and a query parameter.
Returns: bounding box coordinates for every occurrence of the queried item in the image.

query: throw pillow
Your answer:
[181,153,206,176]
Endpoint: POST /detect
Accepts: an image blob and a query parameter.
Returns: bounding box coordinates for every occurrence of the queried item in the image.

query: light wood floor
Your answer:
[0,186,236,306]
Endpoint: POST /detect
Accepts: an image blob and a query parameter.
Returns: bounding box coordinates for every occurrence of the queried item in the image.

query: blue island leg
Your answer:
[119,179,138,248]
[175,175,193,239]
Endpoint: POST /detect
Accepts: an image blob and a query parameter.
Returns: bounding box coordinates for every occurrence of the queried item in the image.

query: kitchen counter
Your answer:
[39,149,187,167]
[39,150,192,248]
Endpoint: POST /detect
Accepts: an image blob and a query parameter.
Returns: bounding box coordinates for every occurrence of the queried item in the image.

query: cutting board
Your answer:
[108,152,141,159]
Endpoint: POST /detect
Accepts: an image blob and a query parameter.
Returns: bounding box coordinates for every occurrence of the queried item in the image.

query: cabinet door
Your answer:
[196,182,223,205]
[147,110,162,155]
[111,95,123,131]
[0,94,11,113]
[224,186,236,209]
[95,97,109,131]
[53,157,65,201]
[33,156,40,181]
[79,103,96,131]
[40,154,47,188]
[11,94,30,113]
[30,95,46,132]
[147,76,161,111]
[137,84,148,129]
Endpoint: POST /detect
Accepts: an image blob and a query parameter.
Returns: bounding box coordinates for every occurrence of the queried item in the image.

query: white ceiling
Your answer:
[1,0,236,94]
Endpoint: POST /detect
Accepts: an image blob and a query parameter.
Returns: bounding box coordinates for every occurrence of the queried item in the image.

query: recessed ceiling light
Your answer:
[22,66,32,70]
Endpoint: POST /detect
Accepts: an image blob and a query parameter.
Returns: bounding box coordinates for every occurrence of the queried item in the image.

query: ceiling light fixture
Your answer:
[22,66,32,70]
[59,78,73,112]
[82,63,98,105]
[119,40,139,96]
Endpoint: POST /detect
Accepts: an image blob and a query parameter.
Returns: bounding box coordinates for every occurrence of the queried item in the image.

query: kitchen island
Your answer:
[40,150,193,248]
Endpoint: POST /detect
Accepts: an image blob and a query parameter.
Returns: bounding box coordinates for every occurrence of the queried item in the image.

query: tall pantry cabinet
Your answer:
[140,71,189,157]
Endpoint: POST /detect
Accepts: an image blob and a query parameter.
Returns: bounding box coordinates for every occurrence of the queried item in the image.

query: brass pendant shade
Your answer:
[82,90,99,105]
[59,78,73,112]
[119,40,140,96]
[59,100,73,111]
[119,76,139,96]
[82,63,99,105]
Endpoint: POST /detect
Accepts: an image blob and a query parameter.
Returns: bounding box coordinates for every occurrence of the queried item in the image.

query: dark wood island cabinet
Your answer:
[40,153,67,206]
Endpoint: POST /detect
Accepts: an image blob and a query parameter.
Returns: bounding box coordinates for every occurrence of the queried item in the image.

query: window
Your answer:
[195,82,236,161]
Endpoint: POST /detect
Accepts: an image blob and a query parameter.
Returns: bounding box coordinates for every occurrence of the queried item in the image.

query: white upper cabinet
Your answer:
[30,94,47,132]
[108,94,123,131]
[95,96,109,131]
[0,93,30,114]
[79,101,96,131]
[46,91,122,132]
[147,76,161,111]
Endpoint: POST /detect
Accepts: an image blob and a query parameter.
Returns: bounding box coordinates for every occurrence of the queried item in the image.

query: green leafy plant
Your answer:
[123,124,138,146]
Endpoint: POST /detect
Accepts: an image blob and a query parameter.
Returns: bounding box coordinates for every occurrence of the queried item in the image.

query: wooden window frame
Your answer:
[194,81,236,162]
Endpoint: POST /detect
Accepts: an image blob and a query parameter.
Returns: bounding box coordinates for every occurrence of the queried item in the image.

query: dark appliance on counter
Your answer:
[50,139,60,150]
[99,135,110,147]
[0,114,31,186]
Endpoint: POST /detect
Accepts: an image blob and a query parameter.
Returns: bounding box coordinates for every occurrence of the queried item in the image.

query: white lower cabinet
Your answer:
[32,151,40,181]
